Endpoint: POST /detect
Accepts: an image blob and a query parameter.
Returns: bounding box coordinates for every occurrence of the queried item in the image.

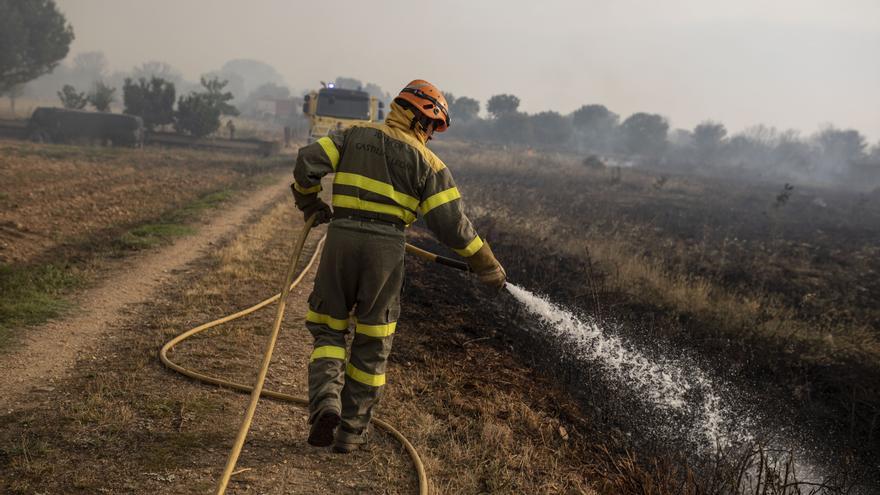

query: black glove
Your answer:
[302,198,332,225]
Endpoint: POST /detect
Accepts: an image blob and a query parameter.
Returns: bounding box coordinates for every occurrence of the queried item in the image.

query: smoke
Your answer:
[445,93,880,191]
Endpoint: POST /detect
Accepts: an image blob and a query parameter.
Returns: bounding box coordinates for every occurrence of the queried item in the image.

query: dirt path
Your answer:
[0,175,290,409]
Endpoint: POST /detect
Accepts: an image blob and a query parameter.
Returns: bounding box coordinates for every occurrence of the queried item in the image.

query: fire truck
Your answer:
[301,83,384,142]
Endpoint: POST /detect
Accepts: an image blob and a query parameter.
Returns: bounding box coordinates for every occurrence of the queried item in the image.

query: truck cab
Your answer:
[302,87,384,142]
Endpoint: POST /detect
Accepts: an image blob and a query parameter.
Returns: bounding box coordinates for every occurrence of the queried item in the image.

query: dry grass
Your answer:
[438,142,880,362]
[0,139,289,347]
[383,339,598,494]
[1,173,604,493]
[487,210,880,367]
[0,139,289,264]
[2,192,319,493]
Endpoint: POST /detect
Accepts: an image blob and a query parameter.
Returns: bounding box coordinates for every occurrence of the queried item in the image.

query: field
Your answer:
[1,138,878,493]
[436,141,880,487]
[0,140,287,345]
[0,157,596,493]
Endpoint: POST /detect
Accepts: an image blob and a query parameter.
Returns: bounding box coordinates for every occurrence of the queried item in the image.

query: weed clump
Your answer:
[117,223,196,249]
[0,263,81,346]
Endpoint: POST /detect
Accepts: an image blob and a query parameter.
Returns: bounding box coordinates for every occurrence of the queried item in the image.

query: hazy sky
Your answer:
[57,0,880,140]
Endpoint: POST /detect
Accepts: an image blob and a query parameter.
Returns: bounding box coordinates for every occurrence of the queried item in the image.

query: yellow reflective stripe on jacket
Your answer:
[346,362,386,387]
[418,187,461,215]
[334,172,419,211]
[355,321,397,338]
[293,180,322,195]
[454,235,484,257]
[306,310,349,331]
[310,345,346,362]
[317,136,340,170]
[332,194,417,224]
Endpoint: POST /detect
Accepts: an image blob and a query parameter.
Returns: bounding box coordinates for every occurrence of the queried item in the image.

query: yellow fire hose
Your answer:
[160,214,472,494]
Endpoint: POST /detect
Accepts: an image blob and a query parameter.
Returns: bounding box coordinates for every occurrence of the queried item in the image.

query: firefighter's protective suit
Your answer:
[292,101,503,448]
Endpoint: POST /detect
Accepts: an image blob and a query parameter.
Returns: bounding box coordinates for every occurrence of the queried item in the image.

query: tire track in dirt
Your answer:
[0,174,291,409]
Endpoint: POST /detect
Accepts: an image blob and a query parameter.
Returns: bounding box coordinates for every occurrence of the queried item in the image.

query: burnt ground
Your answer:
[426,142,880,491]
[477,233,876,489]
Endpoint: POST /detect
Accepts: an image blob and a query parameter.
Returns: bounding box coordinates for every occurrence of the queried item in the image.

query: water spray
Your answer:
[405,246,830,488]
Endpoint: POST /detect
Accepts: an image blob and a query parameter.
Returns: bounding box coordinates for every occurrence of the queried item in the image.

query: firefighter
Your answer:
[291,80,506,453]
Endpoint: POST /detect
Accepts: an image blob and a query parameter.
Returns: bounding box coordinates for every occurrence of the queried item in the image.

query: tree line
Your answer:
[442,92,880,187]
[0,1,264,137]
[54,75,239,137]
[445,93,676,157]
[2,1,877,185]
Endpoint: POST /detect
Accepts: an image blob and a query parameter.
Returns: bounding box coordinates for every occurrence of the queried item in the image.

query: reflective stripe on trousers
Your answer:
[305,220,404,435]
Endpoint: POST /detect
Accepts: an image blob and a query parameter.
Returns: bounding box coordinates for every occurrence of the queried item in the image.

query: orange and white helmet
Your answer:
[396,79,450,132]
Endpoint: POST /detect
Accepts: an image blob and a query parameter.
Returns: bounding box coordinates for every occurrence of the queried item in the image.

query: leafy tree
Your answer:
[693,121,727,160]
[571,104,619,151]
[71,51,107,86]
[0,0,74,94]
[131,61,184,85]
[870,141,880,162]
[669,128,694,147]
[200,76,239,116]
[175,93,220,138]
[202,69,245,102]
[725,126,777,170]
[530,111,572,147]
[487,94,520,119]
[620,112,668,155]
[814,126,867,174]
[693,121,726,148]
[773,130,813,171]
[494,111,530,143]
[572,104,618,131]
[88,81,116,112]
[449,95,480,122]
[123,77,176,130]
[175,77,239,137]
[815,127,865,161]
[57,84,87,109]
